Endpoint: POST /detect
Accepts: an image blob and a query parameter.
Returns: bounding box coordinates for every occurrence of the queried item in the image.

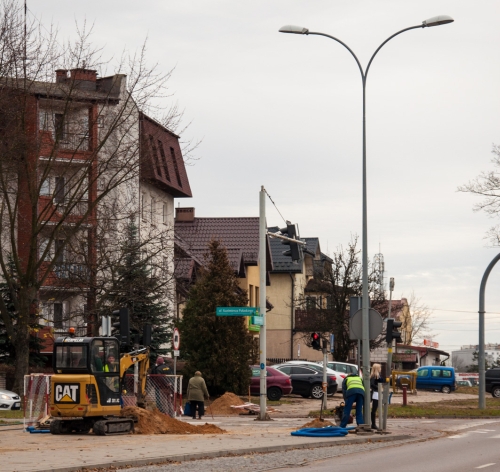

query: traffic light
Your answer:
[386,318,403,344]
[112,307,130,347]
[311,332,321,350]
[280,223,303,262]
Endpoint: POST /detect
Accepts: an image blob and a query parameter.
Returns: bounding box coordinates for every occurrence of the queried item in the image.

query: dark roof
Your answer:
[140,113,192,198]
[1,75,124,102]
[175,217,273,274]
[267,226,303,273]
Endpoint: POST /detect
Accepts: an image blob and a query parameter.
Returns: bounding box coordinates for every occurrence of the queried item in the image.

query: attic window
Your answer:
[149,135,163,177]
[158,140,171,181]
[170,147,183,187]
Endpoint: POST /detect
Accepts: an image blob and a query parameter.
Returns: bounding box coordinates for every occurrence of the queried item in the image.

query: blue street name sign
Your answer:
[216,307,258,316]
[252,315,264,326]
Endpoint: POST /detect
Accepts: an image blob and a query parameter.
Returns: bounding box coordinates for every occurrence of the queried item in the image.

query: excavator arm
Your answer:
[120,347,150,408]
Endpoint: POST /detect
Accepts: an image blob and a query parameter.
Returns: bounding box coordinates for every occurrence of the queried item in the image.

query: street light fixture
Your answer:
[279,16,453,424]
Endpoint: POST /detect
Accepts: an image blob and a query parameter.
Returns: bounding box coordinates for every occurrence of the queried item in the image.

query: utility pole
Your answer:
[258,186,268,420]
[386,277,395,381]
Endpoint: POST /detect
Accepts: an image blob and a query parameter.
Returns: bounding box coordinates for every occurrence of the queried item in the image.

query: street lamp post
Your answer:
[279,15,453,425]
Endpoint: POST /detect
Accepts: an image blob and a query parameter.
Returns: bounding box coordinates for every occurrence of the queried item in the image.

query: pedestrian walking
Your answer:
[151,357,171,414]
[339,371,365,428]
[370,363,383,429]
[187,371,209,420]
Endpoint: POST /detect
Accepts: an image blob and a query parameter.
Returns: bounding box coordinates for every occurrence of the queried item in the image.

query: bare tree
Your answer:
[0,1,189,390]
[400,291,433,345]
[458,144,500,245]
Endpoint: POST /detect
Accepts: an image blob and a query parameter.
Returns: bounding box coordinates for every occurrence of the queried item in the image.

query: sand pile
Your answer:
[302,418,335,428]
[121,406,225,435]
[208,392,246,415]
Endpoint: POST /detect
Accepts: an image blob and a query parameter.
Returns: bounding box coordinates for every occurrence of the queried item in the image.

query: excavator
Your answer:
[49,310,151,435]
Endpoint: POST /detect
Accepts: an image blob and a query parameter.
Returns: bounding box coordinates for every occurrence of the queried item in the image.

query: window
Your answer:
[158,140,171,181]
[255,287,260,307]
[53,303,63,329]
[431,369,441,378]
[39,110,51,130]
[163,203,168,224]
[326,296,333,310]
[39,238,53,261]
[149,135,163,177]
[150,198,155,224]
[170,147,183,187]
[249,285,254,307]
[306,296,316,310]
[417,369,429,377]
[277,365,291,375]
[292,366,315,375]
[55,239,65,263]
[54,177,65,203]
[141,194,146,220]
[40,178,51,196]
[252,368,268,377]
[442,370,452,378]
[54,113,66,140]
[55,344,88,369]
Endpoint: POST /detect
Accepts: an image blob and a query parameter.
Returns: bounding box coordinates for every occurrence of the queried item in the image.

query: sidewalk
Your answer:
[3,416,416,472]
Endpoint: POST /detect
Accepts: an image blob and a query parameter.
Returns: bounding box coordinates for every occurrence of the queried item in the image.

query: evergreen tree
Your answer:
[0,257,46,366]
[100,220,172,357]
[180,239,255,395]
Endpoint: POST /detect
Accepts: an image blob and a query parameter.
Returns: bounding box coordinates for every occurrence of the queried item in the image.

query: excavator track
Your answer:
[93,417,135,435]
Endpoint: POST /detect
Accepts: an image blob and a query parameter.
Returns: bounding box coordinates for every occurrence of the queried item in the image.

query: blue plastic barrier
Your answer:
[26,426,50,434]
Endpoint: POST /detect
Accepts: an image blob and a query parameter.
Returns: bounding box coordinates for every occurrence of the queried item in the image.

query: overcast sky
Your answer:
[30,0,500,355]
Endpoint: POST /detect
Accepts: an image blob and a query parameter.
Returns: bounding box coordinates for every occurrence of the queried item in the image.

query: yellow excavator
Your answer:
[49,327,150,435]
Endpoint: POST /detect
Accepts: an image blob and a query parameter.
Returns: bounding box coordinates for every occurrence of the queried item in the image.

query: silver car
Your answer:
[0,388,21,410]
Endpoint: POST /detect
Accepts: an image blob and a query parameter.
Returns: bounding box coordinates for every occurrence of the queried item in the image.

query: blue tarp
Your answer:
[291,425,353,437]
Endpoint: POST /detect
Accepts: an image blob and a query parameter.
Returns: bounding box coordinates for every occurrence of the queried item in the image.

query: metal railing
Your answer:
[57,133,89,151]
[54,263,89,280]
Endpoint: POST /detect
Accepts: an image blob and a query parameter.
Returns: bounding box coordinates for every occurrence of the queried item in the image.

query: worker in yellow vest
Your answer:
[340,372,365,428]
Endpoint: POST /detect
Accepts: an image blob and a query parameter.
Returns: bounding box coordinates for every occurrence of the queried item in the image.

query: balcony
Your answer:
[54,263,89,280]
[58,133,90,152]
[295,309,332,332]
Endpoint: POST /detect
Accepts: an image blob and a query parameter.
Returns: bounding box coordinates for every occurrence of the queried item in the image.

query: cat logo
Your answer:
[54,383,80,403]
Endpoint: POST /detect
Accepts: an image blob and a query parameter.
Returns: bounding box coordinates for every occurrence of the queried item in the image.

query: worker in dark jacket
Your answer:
[151,357,171,414]
[340,372,365,428]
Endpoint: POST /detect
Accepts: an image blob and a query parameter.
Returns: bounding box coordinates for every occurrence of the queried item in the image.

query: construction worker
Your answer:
[340,372,365,428]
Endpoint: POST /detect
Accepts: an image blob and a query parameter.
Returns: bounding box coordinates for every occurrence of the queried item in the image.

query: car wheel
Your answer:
[492,387,500,398]
[311,384,324,399]
[267,387,282,401]
[441,385,451,394]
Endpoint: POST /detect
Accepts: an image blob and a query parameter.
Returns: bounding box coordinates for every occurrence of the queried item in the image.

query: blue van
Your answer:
[415,366,456,394]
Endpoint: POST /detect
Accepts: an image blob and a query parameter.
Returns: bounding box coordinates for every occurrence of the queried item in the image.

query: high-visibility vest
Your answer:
[346,376,365,391]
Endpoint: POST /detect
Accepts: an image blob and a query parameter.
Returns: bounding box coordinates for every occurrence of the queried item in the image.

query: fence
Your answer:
[123,374,183,417]
[24,374,51,429]
[23,373,183,429]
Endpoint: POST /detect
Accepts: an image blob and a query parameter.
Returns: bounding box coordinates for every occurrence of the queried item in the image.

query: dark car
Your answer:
[250,366,293,401]
[274,364,338,399]
[486,367,500,397]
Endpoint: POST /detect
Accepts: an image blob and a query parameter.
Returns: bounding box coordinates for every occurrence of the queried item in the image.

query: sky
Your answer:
[28,0,500,355]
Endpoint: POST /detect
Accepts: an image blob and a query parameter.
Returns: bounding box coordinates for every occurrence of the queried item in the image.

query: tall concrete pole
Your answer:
[259,186,268,420]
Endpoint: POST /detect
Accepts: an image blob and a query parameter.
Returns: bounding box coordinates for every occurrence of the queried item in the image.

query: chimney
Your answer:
[69,68,98,91]
[55,69,68,83]
[175,207,195,222]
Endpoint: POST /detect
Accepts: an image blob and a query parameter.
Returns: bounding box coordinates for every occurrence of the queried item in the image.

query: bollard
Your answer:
[402,386,407,406]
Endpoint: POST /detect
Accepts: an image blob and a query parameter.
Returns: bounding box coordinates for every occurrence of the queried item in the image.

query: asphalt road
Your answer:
[278,420,500,472]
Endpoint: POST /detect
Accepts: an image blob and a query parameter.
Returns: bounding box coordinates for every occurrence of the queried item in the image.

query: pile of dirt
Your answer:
[208,392,246,415]
[121,406,225,435]
[302,418,335,428]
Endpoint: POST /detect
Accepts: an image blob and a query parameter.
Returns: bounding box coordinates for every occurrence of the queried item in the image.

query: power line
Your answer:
[264,189,287,225]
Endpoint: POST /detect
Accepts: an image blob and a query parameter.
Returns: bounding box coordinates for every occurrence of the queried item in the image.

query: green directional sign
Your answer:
[216,307,259,316]
[252,315,264,326]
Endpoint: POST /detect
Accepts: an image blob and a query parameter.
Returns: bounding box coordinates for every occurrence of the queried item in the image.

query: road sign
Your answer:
[173,350,180,357]
[349,308,383,340]
[329,333,335,353]
[252,315,264,326]
[216,307,258,316]
[260,363,265,369]
[173,328,180,350]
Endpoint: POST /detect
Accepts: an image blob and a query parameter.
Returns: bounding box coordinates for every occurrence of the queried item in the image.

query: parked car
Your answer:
[273,364,338,399]
[0,388,21,410]
[456,380,472,387]
[321,361,358,376]
[485,367,500,397]
[272,361,340,378]
[415,366,456,393]
[249,366,293,401]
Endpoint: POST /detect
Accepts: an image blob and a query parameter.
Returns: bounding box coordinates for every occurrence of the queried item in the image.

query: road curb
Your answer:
[33,434,413,472]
